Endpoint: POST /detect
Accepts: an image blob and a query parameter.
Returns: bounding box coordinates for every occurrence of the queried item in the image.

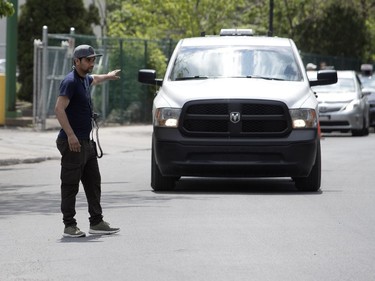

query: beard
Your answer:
[86,66,94,74]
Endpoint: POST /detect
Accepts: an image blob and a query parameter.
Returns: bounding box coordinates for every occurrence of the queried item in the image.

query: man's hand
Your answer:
[68,134,81,152]
[107,69,121,80]
[92,69,121,85]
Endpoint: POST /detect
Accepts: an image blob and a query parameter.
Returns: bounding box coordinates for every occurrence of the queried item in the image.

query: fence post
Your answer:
[101,38,107,119]
[33,39,41,125]
[41,25,48,130]
[119,39,124,123]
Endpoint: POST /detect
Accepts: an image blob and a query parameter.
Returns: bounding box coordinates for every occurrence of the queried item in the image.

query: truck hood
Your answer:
[315,91,357,103]
[156,78,312,109]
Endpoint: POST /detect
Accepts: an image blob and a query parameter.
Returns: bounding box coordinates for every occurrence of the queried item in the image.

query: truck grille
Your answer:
[180,99,292,137]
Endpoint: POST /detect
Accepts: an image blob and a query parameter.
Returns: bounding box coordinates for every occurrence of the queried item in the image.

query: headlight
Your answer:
[289,109,318,128]
[154,108,181,127]
[344,100,359,111]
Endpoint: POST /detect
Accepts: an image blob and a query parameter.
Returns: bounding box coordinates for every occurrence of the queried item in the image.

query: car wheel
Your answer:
[151,146,176,191]
[352,117,369,136]
[294,142,321,192]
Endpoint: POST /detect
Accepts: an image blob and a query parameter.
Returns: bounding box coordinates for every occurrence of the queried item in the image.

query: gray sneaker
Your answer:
[89,221,120,235]
[63,226,86,238]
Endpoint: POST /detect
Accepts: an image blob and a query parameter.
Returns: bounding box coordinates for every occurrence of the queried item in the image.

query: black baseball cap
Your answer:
[73,44,102,59]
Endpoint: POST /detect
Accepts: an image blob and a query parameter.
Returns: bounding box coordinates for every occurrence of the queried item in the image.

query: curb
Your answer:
[0,156,59,166]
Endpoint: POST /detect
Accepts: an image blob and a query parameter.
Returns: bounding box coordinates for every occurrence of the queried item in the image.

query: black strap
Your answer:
[82,73,104,159]
[91,115,103,158]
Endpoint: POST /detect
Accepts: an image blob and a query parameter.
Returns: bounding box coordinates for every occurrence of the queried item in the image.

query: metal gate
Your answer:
[33,27,110,130]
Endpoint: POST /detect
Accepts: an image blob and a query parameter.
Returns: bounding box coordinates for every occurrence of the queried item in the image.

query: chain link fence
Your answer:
[300,52,362,71]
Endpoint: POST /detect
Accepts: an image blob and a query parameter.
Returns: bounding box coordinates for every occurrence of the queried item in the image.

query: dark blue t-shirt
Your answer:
[57,70,94,140]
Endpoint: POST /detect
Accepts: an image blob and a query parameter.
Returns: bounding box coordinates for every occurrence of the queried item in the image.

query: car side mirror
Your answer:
[309,70,338,87]
[361,88,374,96]
[138,69,163,86]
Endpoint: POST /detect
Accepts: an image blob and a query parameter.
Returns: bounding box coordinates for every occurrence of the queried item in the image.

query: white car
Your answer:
[309,70,370,136]
[359,74,375,127]
[0,59,5,73]
[139,29,337,192]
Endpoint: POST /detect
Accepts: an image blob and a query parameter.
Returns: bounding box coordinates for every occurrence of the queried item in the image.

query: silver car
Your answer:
[0,59,5,73]
[309,70,370,136]
[359,75,375,127]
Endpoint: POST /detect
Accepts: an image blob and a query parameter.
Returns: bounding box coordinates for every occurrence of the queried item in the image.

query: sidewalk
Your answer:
[0,124,152,166]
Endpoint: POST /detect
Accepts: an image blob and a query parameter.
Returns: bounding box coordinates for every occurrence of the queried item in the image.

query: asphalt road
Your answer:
[1,127,375,281]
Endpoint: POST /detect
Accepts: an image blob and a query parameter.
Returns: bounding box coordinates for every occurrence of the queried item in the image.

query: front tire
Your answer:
[352,117,369,136]
[151,146,176,191]
[294,142,321,192]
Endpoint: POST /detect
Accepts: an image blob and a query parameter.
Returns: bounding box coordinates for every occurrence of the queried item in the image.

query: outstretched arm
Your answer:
[92,69,121,85]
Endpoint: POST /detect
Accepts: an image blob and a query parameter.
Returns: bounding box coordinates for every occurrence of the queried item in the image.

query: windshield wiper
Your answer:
[175,75,209,81]
[246,75,286,81]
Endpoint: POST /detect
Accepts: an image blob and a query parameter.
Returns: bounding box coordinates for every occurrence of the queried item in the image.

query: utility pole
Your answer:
[268,0,274,37]
[5,0,18,118]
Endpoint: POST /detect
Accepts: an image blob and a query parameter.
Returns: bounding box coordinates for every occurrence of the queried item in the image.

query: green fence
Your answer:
[76,35,176,124]
[300,52,362,71]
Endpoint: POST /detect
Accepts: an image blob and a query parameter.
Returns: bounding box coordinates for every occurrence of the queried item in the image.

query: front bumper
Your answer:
[153,127,319,178]
[319,110,365,131]
[369,104,375,127]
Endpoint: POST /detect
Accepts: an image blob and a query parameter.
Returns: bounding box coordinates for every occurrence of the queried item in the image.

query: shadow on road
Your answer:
[58,233,120,243]
[0,177,322,219]
[156,177,323,195]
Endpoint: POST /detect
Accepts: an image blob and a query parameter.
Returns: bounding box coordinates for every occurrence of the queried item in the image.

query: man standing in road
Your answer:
[55,44,120,238]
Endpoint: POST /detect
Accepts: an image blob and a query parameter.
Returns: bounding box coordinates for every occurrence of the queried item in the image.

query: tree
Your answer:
[0,0,14,18]
[106,0,247,40]
[241,0,373,62]
[17,0,100,102]
[295,1,369,59]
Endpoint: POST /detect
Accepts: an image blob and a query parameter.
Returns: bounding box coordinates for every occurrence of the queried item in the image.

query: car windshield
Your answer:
[169,45,302,81]
[361,77,375,88]
[312,78,355,93]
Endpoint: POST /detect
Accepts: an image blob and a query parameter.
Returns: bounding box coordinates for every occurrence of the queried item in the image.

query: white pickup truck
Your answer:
[139,29,337,192]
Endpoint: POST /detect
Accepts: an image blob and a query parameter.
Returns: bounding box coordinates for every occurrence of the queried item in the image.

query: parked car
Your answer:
[358,75,375,127]
[0,59,19,77]
[139,29,337,192]
[309,70,370,136]
[0,59,5,73]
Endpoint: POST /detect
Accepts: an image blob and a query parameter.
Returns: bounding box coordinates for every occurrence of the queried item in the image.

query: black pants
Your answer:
[56,138,103,227]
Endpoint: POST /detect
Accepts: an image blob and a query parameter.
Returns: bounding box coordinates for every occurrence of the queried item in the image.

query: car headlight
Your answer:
[154,108,181,127]
[289,109,318,128]
[344,100,359,112]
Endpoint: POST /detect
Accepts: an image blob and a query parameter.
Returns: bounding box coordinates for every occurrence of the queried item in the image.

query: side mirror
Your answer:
[362,87,374,96]
[309,70,338,87]
[138,69,163,86]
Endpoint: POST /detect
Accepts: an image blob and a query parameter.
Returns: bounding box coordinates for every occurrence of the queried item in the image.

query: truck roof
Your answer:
[179,35,294,48]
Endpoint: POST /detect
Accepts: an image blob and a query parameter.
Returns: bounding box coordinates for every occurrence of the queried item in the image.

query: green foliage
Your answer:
[295,1,369,59]
[17,0,100,102]
[105,0,374,62]
[0,0,14,18]
[107,0,247,39]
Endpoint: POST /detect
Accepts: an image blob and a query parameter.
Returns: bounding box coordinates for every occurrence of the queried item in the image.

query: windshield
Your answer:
[361,77,375,88]
[169,46,302,81]
[312,78,355,93]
